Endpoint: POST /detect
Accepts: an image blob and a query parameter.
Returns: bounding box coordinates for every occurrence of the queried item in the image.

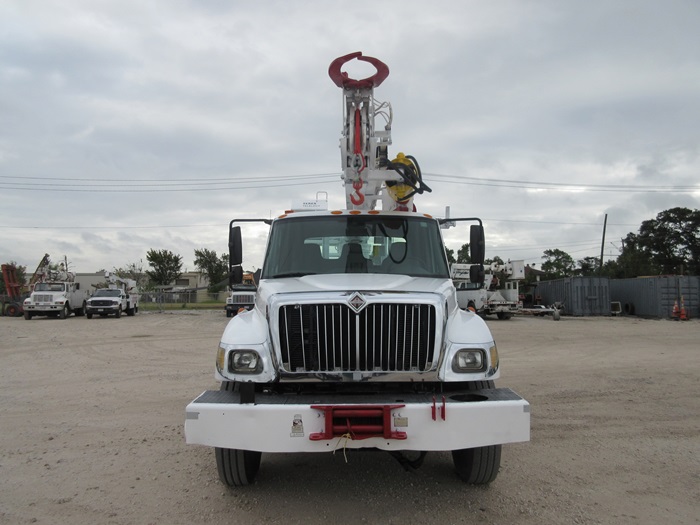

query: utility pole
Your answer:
[599,214,608,275]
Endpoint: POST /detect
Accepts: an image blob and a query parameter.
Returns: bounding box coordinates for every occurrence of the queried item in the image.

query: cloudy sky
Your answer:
[2,0,699,276]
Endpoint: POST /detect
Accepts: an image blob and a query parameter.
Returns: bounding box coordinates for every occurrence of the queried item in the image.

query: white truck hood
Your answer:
[259,273,453,298]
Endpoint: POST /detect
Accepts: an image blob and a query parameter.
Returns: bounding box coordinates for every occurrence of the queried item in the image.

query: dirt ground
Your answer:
[0,310,698,525]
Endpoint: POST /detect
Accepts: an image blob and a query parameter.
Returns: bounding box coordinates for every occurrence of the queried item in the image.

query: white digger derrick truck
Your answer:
[185,52,530,486]
[22,256,88,320]
[453,260,525,320]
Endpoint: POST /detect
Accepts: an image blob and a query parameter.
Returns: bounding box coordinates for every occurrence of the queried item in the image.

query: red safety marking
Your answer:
[309,404,406,441]
[441,395,446,421]
[431,395,436,421]
[328,52,390,89]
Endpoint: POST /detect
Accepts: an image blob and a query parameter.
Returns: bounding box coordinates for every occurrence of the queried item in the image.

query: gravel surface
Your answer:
[1,311,698,524]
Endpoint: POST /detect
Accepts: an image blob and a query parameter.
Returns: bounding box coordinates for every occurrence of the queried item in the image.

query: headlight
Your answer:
[216,346,226,373]
[452,349,485,372]
[230,350,262,374]
[489,344,499,370]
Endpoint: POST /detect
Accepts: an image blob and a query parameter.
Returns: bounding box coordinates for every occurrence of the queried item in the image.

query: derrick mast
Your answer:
[329,52,431,211]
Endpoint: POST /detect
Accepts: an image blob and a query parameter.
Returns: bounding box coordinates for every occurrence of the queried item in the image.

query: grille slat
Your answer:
[279,303,436,373]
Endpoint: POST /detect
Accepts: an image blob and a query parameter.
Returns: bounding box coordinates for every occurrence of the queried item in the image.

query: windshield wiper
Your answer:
[270,272,317,279]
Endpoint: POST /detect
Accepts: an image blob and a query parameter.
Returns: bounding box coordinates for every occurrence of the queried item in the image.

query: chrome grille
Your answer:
[34,294,53,303]
[231,294,255,304]
[90,299,115,307]
[279,303,436,373]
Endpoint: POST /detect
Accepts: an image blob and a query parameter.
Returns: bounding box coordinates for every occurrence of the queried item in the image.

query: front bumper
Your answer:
[86,305,120,314]
[185,388,530,452]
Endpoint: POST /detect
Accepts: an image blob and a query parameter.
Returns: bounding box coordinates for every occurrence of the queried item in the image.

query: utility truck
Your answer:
[453,260,525,320]
[185,52,530,486]
[23,258,88,320]
[85,272,139,319]
[225,283,256,318]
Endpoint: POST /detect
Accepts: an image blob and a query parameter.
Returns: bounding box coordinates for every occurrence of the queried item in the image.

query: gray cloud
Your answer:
[1,0,699,273]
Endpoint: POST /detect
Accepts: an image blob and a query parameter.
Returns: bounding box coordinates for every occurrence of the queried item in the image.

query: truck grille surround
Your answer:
[90,299,115,307]
[278,302,437,374]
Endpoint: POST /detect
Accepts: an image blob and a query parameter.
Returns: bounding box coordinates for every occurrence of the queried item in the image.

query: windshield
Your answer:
[94,289,122,297]
[262,215,449,279]
[34,283,66,292]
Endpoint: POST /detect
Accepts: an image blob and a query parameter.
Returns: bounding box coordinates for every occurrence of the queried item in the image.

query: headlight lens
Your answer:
[230,350,262,373]
[216,346,226,373]
[452,349,485,372]
[489,344,499,370]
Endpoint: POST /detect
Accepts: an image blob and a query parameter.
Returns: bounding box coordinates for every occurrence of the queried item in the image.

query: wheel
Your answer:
[452,445,502,484]
[215,448,262,487]
[496,312,512,320]
[5,303,21,317]
[126,304,135,316]
[74,302,86,316]
[59,304,68,319]
[87,313,93,319]
[451,380,501,484]
[215,381,262,487]
[115,308,121,318]
[24,310,32,320]
[226,310,232,318]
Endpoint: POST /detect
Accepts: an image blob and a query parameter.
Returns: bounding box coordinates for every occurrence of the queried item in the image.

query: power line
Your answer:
[1,170,697,193]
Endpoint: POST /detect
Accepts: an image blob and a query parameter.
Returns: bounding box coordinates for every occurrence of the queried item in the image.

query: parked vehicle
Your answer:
[185,53,530,487]
[85,273,139,319]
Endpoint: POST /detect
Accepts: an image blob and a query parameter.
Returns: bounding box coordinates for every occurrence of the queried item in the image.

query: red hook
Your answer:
[350,180,365,206]
[328,52,390,89]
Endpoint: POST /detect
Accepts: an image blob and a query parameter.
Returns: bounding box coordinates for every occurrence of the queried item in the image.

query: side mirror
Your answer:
[470,264,485,285]
[229,226,242,266]
[470,225,485,265]
[230,266,243,286]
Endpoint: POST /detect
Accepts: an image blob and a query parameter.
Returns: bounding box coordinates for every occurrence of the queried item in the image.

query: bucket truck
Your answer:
[85,272,139,319]
[185,52,530,487]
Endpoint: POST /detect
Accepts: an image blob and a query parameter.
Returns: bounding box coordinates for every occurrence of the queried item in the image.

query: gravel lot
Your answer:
[1,311,698,525]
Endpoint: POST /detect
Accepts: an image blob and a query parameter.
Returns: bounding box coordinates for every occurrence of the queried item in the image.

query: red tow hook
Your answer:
[350,180,365,205]
[328,51,390,89]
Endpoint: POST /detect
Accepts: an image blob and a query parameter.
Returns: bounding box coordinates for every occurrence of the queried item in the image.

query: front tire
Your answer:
[452,445,502,484]
[87,312,93,319]
[115,308,121,318]
[59,304,69,319]
[215,381,262,487]
[451,380,502,484]
[215,448,262,487]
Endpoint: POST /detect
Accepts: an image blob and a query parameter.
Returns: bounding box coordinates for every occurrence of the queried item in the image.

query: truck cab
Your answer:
[186,208,530,486]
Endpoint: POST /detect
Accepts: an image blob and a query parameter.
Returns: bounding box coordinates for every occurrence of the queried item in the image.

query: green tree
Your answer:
[114,260,148,290]
[445,247,456,265]
[576,256,600,276]
[145,249,183,287]
[541,249,575,279]
[456,243,471,264]
[194,249,229,293]
[636,207,699,275]
[612,232,658,278]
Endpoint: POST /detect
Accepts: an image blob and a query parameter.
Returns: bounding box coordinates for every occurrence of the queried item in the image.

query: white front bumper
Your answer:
[185,388,530,452]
